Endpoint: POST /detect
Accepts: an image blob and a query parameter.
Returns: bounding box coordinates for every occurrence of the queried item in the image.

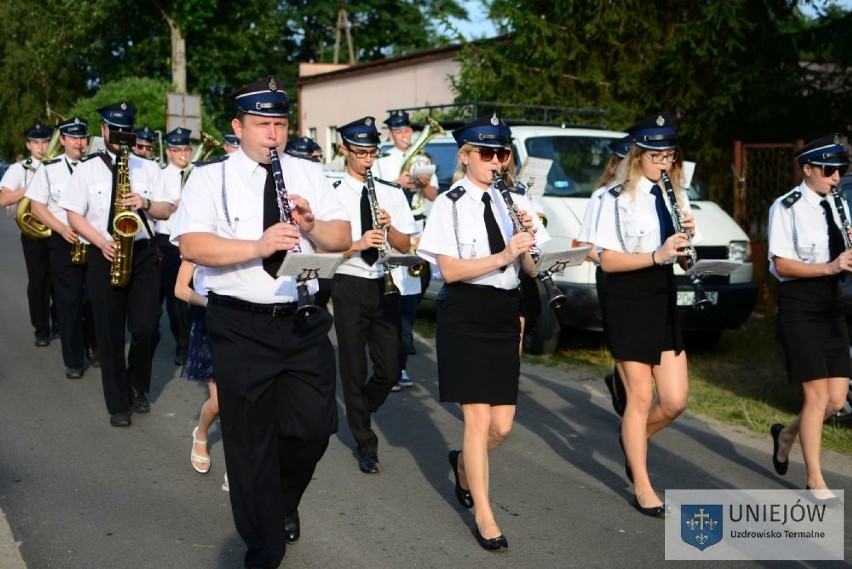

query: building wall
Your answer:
[297,54,459,159]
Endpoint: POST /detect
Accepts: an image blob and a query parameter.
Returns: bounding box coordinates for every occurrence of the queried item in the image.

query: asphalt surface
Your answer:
[0,217,850,569]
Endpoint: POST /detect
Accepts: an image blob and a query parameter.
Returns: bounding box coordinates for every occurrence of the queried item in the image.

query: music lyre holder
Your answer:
[377,253,423,267]
[533,245,592,275]
[684,259,742,280]
[277,253,345,316]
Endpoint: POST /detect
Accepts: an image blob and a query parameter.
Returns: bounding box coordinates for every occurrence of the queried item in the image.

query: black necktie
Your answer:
[179,169,186,186]
[820,200,845,260]
[360,186,379,266]
[482,192,506,259]
[650,184,676,241]
[71,162,78,167]
[260,163,285,277]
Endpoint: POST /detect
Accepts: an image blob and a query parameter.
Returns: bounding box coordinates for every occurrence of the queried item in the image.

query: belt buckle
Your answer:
[272,304,289,318]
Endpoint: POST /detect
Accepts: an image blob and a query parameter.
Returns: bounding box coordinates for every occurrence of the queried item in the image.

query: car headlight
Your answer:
[728,240,750,261]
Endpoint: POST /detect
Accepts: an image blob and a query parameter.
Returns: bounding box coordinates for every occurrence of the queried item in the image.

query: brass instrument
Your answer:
[402,117,445,276]
[15,151,53,239]
[492,171,567,310]
[70,240,89,265]
[660,170,711,310]
[365,168,400,296]
[181,131,222,189]
[269,147,317,316]
[110,135,142,287]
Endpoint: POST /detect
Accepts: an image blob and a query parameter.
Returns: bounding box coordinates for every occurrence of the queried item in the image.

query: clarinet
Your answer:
[268,148,317,316]
[365,168,400,296]
[491,171,566,310]
[660,170,711,310]
[830,185,852,250]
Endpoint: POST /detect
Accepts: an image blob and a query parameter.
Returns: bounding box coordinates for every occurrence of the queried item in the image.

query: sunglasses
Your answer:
[473,147,512,163]
[821,164,849,177]
[135,144,153,151]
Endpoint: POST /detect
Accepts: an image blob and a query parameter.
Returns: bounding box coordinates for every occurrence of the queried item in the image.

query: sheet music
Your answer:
[518,157,553,198]
[534,245,592,274]
[276,253,345,279]
[377,253,423,267]
[682,160,696,189]
[684,259,742,278]
[410,163,436,178]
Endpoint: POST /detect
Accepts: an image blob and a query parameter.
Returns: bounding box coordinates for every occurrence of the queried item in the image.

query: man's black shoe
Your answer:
[86,346,100,368]
[109,412,131,427]
[65,366,84,379]
[284,510,300,544]
[34,335,50,347]
[358,455,381,474]
[130,388,150,414]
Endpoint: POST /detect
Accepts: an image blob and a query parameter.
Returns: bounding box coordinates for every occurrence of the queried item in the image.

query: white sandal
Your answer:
[191,426,211,474]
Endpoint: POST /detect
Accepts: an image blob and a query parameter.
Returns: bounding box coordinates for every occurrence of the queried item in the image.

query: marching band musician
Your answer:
[61,101,174,428]
[416,114,549,552]
[25,117,98,378]
[332,116,416,474]
[223,133,240,154]
[576,135,634,417]
[171,76,351,569]
[593,114,697,518]
[132,126,157,160]
[0,123,56,347]
[285,136,323,162]
[767,134,851,503]
[157,127,193,366]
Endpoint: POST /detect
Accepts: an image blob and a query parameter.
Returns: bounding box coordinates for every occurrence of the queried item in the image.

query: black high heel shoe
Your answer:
[473,525,508,552]
[448,450,473,509]
[770,423,789,476]
[618,434,633,483]
[632,495,669,518]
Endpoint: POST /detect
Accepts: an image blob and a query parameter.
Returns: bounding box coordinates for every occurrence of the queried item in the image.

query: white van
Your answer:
[384,123,758,353]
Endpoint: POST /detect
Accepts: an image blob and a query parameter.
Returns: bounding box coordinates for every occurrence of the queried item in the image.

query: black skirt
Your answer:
[777,277,851,383]
[600,264,683,364]
[436,282,521,404]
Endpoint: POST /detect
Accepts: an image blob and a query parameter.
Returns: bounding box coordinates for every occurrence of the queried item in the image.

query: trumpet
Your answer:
[660,170,711,310]
[268,147,317,317]
[365,168,400,296]
[491,171,567,310]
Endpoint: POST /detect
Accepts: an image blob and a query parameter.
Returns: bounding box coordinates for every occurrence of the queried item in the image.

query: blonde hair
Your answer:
[614,145,687,206]
[451,143,476,184]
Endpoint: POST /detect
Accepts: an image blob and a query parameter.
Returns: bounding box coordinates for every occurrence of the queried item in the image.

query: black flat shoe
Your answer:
[473,526,508,552]
[618,434,633,483]
[770,423,789,476]
[109,412,131,428]
[284,510,300,543]
[448,449,473,509]
[632,495,669,518]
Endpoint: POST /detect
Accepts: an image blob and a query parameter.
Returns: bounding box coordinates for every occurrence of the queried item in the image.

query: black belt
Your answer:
[208,292,298,317]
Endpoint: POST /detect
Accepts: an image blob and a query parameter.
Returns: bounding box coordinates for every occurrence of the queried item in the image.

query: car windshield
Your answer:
[523,135,618,198]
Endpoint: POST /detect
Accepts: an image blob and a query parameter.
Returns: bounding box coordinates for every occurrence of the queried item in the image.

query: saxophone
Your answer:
[109,143,142,287]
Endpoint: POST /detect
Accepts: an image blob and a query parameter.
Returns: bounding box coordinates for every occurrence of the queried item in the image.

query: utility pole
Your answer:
[333,5,357,65]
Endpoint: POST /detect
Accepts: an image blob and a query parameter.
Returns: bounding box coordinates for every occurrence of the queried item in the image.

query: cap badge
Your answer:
[120,102,127,110]
[35,123,42,129]
[176,128,182,134]
[490,113,499,126]
[365,118,373,126]
[268,77,278,91]
[834,134,841,145]
[74,117,80,125]
[656,115,665,126]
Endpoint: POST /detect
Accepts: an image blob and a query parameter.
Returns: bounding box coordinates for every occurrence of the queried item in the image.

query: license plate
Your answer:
[677,290,718,306]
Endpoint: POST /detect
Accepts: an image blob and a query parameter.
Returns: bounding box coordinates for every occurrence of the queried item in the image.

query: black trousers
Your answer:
[47,234,95,368]
[21,233,53,339]
[157,234,190,356]
[206,300,337,569]
[332,274,400,456]
[87,241,162,415]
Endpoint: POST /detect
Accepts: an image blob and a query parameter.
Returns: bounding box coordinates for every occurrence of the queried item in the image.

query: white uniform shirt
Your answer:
[0,158,41,191]
[594,176,700,262]
[417,175,551,290]
[192,265,208,297]
[154,163,185,235]
[335,172,417,279]
[373,147,430,296]
[170,148,348,304]
[60,151,168,243]
[25,154,78,226]
[576,185,609,246]
[768,181,851,281]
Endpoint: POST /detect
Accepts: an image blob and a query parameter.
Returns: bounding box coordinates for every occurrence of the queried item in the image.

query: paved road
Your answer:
[0,218,849,568]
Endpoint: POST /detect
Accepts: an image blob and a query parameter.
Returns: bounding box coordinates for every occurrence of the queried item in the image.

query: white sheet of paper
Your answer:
[534,245,592,274]
[684,259,742,278]
[276,253,345,279]
[518,157,553,197]
[410,163,436,178]
[682,160,696,189]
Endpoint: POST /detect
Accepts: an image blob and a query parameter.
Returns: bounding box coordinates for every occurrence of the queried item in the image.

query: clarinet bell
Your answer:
[296,283,318,317]
[541,273,567,310]
[383,273,400,296]
[691,277,712,310]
